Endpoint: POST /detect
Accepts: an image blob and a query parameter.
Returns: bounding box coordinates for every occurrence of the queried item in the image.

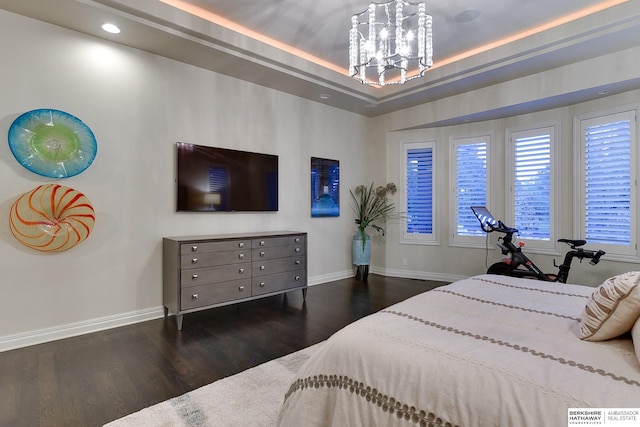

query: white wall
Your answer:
[0,10,371,350]
[3,6,639,351]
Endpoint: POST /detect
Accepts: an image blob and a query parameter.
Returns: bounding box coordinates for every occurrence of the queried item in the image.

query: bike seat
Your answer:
[558,238,586,247]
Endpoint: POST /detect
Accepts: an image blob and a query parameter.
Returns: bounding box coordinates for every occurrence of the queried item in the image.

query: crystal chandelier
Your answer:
[349,0,433,86]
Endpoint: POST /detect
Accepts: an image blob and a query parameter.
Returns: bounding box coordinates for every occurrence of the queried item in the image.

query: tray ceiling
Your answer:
[1,0,639,119]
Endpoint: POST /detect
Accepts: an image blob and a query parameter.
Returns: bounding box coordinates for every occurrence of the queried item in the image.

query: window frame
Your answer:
[449,133,493,248]
[399,140,439,245]
[573,105,639,262]
[505,121,560,254]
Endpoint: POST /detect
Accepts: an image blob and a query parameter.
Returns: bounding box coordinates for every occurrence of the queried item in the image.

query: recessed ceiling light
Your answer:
[101,23,121,34]
[455,10,481,23]
[319,93,331,99]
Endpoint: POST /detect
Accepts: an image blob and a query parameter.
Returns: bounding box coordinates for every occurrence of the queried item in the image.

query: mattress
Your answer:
[277,274,640,426]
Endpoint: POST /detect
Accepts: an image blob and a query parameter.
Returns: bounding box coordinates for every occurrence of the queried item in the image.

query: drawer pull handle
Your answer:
[260,282,265,287]
[295,276,301,281]
[192,274,198,280]
[191,258,198,264]
[260,251,265,257]
[239,286,245,292]
[295,247,300,252]
[295,238,300,243]
[192,293,199,300]
[239,268,245,274]
[191,245,198,252]
[295,260,300,265]
[260,240,265,246]
[260,265,265,271]
[239,253,244,259]
[239,242,244,248]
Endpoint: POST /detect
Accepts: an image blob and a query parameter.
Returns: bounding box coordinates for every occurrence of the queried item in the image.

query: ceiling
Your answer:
[179,0,609,72]
[1,0,639,121]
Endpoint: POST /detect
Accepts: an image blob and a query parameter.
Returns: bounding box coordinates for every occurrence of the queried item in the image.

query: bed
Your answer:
[277,274,640,426]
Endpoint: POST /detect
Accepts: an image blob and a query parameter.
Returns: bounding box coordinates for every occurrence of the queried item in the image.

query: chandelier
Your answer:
[349,0,433,86]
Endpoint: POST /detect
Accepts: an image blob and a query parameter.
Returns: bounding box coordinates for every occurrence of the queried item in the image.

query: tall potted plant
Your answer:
[350,182,397,280]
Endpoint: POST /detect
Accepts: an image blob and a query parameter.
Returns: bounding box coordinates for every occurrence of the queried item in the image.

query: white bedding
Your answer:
[277,275,640,427]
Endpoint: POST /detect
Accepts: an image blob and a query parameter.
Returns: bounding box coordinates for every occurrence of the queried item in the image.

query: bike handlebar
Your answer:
[589,249,606,265]
[482,220,518,234]
[561,248,606,268]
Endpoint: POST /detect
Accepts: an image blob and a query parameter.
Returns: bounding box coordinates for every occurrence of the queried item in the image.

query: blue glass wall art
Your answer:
[8,109,97,178]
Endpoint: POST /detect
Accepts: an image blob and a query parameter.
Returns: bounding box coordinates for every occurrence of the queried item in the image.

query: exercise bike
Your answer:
[470,206,605,283]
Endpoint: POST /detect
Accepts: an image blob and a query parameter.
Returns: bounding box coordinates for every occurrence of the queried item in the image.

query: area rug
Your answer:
[104,342,323,427]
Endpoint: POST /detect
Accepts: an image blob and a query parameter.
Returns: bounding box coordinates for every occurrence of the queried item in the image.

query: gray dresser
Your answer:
[163,231,307,329]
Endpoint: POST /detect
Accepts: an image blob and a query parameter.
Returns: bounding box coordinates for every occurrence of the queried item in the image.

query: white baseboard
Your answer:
[308,269,355,285]
[374,266,466,284]
[0,269,462,353]
[0,306,166,353]
[312,267,464,285]
[0,273,348,352]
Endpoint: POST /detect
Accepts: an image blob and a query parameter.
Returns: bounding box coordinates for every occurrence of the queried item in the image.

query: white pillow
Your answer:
[580,271,640,341]
[632,317,640,365]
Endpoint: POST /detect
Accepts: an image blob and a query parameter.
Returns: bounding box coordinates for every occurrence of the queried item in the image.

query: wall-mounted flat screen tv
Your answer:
[176,142,278,212]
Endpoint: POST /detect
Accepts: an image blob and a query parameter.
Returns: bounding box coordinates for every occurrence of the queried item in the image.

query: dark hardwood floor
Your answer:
[0,275,446,427]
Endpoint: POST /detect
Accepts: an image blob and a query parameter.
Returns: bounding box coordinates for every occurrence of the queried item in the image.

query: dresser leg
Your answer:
[302,288,307,301]
[176,314,183,331]
[163,306,169,318]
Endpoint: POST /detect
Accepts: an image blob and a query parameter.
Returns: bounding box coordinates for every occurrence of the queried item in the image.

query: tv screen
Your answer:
[176,142,278,212]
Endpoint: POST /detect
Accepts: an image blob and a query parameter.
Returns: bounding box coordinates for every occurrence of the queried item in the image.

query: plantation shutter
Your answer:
[513,133,551,240]
[584,119,631,245]
[456,142,487,236]
[406,147,433,234]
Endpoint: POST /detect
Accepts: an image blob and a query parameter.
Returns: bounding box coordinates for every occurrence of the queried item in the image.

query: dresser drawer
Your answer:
[181,279,251,310]
[180,263,251,287]
[181,250,248,269]
[252,270,306,296]
[252,244,305,261]
[252,256,305,276]
[252,235,305,249]
[180,239,250,255]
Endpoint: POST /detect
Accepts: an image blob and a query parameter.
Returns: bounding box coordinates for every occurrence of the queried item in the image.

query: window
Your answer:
[400,141,438,244]
[451,135,491,246]
[575,108,637,260]
[506,124,558,252]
